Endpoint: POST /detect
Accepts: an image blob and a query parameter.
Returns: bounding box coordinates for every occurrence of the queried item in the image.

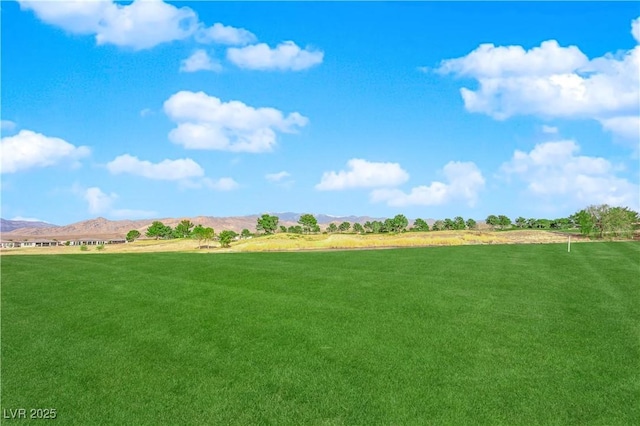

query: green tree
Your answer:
[174,220,194,238]
[412,218,429,232]
[192,225,206,247]
[485,215,499,229]
[218,230,237,248]
[465,218,477,230]
[551,218,571,229]
[338,221,351,233]
[568,213,580,228]
[577,206,601,237]
[126,229,141,242]
[497,215,512,230]
[602,207,638,238]
[534,219,551,229]
[383,218,394,233]
[363,221,373,233]
[192,225,214,248]
[146,221,172,240]
[288,225,303,234]
[371,221,383,233]
[163,226,175,239]
[453,216,466,230]
[257,214,279,234]
[576,204,638,239]
[352,223,364,234]
[241,229,252,239]
[391,214,408,232]
[432,220,444,231]
[202,227,215,247]
[443,218,454,230]
[279,225,287,233]
[326,223,338,233]
[515,217,527,228]
[298,214,318,234]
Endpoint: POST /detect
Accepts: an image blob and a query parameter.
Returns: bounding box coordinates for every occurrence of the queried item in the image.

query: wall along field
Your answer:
[2,242,638,424]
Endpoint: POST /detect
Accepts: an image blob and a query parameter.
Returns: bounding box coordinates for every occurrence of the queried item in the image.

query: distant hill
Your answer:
[1,218,59,233]
[2,216,265,240]
[272,212,385,224]
[2,215,302,239]
[2,213,400,239]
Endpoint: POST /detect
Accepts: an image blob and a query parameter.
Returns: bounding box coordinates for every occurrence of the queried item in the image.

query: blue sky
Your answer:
[1,1,639,225]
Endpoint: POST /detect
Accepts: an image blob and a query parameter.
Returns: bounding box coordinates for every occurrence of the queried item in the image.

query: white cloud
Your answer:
[180,49,222,73]
[196,22,256,46]
[542,125,558,134]
[438,18,640,142]
[632,17,640,43]
[106,154,204,181]
[265,171,294,188]
[203,177,239,191]
[81,186,156,218]
[370,161,485,207]
[179,176,240,191]
[18,0,198,50]
[227,41,324,71]
[599,116,640,141]
[140,108,153,117]
[439,40,589,79]
[265,171,291,182]
[164,90,308,152]
[1,120,17,131]
[501,140,639,210]
[10,216,44,222]
[18,0,113,34]
[106,154,238,192]
[315,159,410,191]
[96,0,198,49]
[1,130,90,174]
[84,187,117,215]
[17,0,327,78]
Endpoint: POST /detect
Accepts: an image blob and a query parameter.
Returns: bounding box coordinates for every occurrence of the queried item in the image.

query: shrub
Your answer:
[80,245,89,251]
[96,244,105,251]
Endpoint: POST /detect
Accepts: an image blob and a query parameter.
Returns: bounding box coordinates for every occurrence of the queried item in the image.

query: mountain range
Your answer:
[0,213,392,240]
[0,218,59,233]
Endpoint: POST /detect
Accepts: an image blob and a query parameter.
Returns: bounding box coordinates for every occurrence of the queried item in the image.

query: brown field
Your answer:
[0,230,589,256]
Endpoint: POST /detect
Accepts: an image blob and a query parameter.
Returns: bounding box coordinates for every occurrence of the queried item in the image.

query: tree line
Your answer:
[256,204,638,238]
[125,204,638,249]
[486,205,638,238]
[574,205,638,239]
[125,220,253,249]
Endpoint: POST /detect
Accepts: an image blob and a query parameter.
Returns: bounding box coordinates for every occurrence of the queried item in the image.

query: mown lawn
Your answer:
[2,242,639,424]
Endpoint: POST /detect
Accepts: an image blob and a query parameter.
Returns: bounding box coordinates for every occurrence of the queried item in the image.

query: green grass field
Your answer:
[2,243,639,424]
